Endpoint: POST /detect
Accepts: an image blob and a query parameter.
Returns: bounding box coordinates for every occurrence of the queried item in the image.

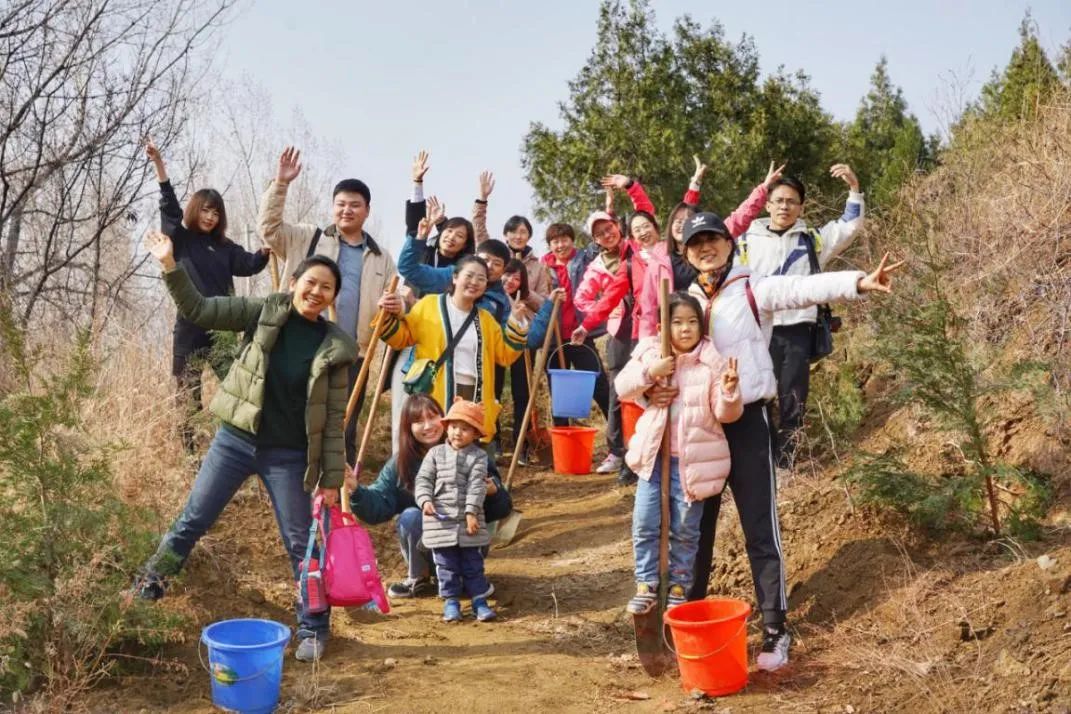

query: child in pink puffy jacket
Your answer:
[614,292,743,613]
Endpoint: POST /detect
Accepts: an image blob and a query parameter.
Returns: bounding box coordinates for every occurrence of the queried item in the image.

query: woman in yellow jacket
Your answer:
[377,219,529,444]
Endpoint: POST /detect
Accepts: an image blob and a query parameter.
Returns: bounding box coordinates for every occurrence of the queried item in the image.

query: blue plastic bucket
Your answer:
[201,618,290,714]
[548,368,598,417]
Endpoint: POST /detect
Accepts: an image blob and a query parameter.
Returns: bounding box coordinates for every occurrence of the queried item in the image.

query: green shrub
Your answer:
[0,307,185,701]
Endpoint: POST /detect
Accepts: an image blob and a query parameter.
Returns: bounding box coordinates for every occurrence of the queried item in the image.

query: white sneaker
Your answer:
[595,453,623,474]
[756,626,791,671]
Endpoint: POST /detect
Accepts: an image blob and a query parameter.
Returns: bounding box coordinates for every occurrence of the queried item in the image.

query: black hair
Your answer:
[667,291,706,338]
[545,222,576,243]
[290,254,343,293]
[476,238,511,265]
[629,210,660,238]
[447,255,489,295]
[438,217,475,254]
[184,188,228,242]
[503,215,533,239]
[332,179,371,204]
[503,258,530,300]
[663,201,697,252]
[769,176,805,204]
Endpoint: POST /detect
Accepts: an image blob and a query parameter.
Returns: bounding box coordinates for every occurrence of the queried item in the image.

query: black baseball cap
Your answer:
[682,212,731,245]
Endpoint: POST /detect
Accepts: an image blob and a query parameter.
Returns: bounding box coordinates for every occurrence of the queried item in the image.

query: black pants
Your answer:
[603,335,634,457]
[172,323,220,453]
[344,357,366,465]
[545,338,610,427]
[769,323,813,469]
[508,352,532,446]
[688,401,787,626]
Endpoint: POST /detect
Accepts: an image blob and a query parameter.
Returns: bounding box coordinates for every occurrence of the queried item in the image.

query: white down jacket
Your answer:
[687,265,866,404]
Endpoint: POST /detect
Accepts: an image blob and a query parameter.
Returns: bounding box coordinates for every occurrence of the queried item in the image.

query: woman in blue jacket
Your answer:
[346,393,511,599]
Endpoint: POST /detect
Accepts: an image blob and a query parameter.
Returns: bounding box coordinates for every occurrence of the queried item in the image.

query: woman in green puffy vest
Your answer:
[135,230,356,664]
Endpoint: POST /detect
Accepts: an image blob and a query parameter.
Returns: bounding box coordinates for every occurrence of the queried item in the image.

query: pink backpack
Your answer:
[301,497,389,614]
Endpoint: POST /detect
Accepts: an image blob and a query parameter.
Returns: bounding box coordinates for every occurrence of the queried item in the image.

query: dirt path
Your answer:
[95,455,1071,713]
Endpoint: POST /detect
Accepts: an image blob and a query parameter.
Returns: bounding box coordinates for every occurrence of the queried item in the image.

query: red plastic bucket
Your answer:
[549,426,597,475]
[621,400,644,446]
[663,598,751,696]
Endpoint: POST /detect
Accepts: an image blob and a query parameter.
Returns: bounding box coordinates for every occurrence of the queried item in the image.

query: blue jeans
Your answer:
[145,426,329,639]
[396,507,432,580]
[632,456,703,589]
[432,546,489,599]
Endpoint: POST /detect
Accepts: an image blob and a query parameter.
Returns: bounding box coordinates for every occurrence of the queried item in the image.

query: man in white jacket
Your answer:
[737,165,864,470]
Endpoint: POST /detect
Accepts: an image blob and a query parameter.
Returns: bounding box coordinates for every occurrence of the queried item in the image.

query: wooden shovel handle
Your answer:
[506,293,562,490]
[658,277,672,600]
[344,275,400,429]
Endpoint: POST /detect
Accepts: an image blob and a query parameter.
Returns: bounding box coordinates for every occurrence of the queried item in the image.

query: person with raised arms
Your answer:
[643,211,902,672]
[258,146,395,463]
[135,231,355,664]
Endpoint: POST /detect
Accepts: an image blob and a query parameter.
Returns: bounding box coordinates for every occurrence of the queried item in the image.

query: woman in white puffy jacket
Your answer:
[644,211,901,673]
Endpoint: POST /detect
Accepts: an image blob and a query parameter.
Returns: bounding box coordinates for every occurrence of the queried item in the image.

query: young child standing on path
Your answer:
[414,398,496,623]
[615,293,743,612]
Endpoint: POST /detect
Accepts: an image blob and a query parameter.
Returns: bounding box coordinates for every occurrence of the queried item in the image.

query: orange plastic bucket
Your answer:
[621,400,644,446]
[663,598,751,696]
[549,426,597,475]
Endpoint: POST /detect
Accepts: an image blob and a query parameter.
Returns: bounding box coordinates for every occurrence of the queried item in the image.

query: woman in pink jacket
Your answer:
[637,159,786,339]
[614,292,742,612]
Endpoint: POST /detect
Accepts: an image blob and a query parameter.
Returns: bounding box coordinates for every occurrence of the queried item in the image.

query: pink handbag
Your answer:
[313,496,390,614]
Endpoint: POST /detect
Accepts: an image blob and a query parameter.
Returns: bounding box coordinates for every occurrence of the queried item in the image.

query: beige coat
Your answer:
[258,179,396,358]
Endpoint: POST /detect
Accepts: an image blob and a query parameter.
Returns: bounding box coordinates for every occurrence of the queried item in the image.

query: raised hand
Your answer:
[144,137,162,164]
[721,356,739,394]
[600,174,631,190]
[416,217,433,240]
[764,161,787,188]
[692,154,708,184]
[648,355,676,381]
[507,291,530,324]
[426,196,446,226]
[145,230,175,270]
[276,146,302,183]
[830,163,860,192]
[478,170,495,201]
[412,149,430,182]
[856,253,905,294]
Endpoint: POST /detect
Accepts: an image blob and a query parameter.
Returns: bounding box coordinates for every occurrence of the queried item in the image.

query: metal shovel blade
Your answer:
[633,604,670,677]
[491,510,522,547]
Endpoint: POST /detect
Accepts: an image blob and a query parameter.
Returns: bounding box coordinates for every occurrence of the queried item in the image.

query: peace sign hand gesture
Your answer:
[856,253,906,294]
[412,149,430,182]
[426,196,446,226]
[721,356,739,395]
[416,217,433,241]
[145,230,176,271]
[764,161,787,188]
[507,291,530,326]
[277,146,302,183]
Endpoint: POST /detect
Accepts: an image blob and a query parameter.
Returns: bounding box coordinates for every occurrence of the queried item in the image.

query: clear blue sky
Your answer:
[215,1,1069,255]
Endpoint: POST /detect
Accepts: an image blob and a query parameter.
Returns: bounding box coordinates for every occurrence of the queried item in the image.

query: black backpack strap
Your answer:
[305,227,323,258]
[435,296,479,371]
[802,229,821,275]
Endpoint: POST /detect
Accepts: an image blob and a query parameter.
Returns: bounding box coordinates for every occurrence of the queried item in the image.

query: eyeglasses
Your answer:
[769,198,801,207]
[593,226,619,240]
